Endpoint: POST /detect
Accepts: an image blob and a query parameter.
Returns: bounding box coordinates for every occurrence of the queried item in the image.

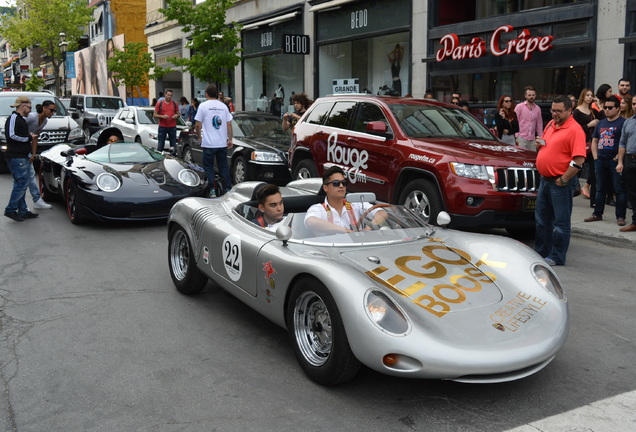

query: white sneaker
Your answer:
[33,199,53,209]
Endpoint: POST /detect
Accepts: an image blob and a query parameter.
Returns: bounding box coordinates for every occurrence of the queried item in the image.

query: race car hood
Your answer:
[340,237,504,312]
[410,138,536,166]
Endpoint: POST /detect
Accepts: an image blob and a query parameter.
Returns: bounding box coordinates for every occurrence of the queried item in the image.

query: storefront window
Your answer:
[243,53,303,115]
[437,0,587,25]
[431,66,586,104]
[317,32,410,98]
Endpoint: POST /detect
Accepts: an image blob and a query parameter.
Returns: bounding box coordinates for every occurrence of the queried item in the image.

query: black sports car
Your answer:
[38,127,208,224]
[177,111,292,185]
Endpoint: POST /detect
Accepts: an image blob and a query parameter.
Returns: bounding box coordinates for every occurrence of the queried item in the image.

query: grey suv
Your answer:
[0,91,83,173]
[68,94,126,141]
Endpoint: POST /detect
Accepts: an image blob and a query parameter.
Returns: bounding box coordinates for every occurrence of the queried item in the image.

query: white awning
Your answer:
[242,11,300,31]
[309,0,357,13]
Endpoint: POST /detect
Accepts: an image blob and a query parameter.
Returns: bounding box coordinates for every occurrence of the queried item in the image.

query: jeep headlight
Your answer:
[98,114,107,127]
[252,151,282,162]
[96,173,121,192]
[365,290,410,335]
[450,162,494,181]
[69,127,83,140]
[533,264,565,300]
[178,169,200,187]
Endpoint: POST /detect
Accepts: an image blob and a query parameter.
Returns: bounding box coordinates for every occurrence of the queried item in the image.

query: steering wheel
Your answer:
[354,203,392,231]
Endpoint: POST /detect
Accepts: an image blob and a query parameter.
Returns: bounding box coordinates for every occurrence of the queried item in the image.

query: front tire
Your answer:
[286,278,360,385]
[231,155,247,184]
[168,225,207,294]
[293,159,318,180]
[38,164,58,202]
[65,177,83,224]
[399,179,444,224]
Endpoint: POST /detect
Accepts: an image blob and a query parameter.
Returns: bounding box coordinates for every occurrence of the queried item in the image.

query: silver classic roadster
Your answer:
[167,180,569,385]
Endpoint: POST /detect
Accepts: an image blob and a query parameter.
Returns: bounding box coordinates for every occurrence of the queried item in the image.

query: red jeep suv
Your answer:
[288,95,539,232]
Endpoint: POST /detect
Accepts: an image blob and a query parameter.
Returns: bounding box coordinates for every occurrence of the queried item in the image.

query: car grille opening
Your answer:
[495,167,540,192]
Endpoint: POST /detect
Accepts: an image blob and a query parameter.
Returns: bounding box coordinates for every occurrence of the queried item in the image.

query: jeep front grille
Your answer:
[495,167,540,192]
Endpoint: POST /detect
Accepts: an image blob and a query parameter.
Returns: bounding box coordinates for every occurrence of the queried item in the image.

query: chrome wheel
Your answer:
[168,225,207,294]
[293,291,333,366]
[169,229,189,282]
[404,189,431,221]
[232,156,246,184]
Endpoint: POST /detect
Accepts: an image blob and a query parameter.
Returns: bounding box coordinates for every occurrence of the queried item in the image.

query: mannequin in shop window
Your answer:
[387,44,404,96]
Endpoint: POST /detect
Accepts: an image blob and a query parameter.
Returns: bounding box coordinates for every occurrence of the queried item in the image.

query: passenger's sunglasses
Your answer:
[325,180,348,187]
[603,106,617,110]
[503,99,512,103]
[107,137,120,143]
[48,108,57,113]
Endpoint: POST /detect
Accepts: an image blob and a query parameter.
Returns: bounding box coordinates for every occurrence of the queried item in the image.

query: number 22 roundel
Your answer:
[222,234,242,281]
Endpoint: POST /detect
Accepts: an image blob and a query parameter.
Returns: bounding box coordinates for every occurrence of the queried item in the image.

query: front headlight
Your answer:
[96,173,121,192]
[532,264,565,300]
[252,150,283,162]
[149,133,158,140]
[98,114,107,126]
[365,290,410,335]
[450,162,494,181]
[178,169,200,187]
[69,127,83,140]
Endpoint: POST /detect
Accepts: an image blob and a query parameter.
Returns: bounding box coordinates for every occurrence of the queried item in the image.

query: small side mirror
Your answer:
[125,118,134,124]
[276,225,292,246]
[75,147,87,155]
[365,121,392,140]
[437,211,451,227]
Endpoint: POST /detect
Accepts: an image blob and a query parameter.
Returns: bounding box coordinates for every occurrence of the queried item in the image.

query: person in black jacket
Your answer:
[495,95,519,145]
[4,96,39,222]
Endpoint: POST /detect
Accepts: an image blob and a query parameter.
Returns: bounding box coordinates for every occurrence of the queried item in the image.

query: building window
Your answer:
[243,53,303,114]
[436,0,587,25]
[317,32,410,98]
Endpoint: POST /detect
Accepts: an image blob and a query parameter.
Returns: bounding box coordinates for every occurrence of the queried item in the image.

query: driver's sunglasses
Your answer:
[326,179,348,187]
[48,108,57,113]
[107,137,120,143]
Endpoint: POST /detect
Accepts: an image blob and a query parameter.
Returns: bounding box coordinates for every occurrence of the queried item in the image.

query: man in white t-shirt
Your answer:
[195,84,233,196]
[305,166,386,234]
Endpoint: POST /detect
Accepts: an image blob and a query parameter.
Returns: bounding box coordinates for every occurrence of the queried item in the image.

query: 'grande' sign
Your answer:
[436,25,554,62]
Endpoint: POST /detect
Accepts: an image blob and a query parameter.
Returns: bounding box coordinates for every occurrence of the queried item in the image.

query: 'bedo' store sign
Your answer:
[436,25,554,62]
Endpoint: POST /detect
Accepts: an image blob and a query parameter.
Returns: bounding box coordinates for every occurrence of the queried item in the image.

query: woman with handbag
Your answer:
[573,88,601,206]
[495,95,519,145]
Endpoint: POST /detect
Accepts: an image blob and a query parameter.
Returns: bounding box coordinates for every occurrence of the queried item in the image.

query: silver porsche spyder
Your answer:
[167,180,569,386]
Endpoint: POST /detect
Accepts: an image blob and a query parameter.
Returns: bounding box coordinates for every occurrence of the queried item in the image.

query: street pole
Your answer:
[58,32,68,97]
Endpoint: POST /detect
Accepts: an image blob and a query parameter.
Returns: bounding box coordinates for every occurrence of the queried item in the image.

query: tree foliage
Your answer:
[0,0,94,96]
[24,69,45,91]
[106,42,172,99]
[161,0,241,85]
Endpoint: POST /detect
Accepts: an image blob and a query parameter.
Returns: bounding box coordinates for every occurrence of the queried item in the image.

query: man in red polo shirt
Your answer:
[153,89,179,153]
[534,95,586,266]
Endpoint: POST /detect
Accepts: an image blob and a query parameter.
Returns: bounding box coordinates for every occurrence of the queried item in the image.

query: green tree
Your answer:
[24,68,45,91]
[0,0,94,96]
[161,0,241,85]
[106,42,172,102]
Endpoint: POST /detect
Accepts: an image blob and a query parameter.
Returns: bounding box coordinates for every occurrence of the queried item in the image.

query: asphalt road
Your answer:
[1,173,635,432]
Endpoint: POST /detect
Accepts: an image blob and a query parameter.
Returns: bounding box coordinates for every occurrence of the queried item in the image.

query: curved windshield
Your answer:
[234,115,291,140]
[87,142,164,164]
[243,204,434,245]
[0,95,69,116]
[86,97,125,110]
[389,103,493,140]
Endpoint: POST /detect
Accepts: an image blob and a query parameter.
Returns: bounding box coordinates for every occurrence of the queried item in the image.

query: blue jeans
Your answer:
[202,147,231,194]
[157,126,176,152]
[535,177,576,265]
[593,158,626,219]
[5,158,30,216]
[28,163,41,202]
